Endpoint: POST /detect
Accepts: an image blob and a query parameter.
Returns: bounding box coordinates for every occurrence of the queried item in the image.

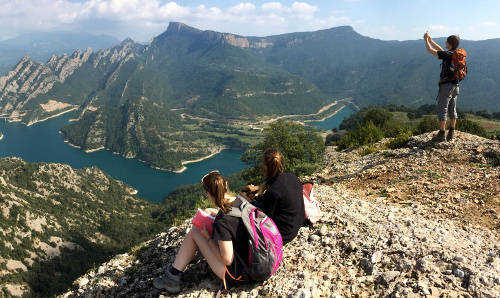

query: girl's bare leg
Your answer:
[190,228,227,280]
[172,229,199,271]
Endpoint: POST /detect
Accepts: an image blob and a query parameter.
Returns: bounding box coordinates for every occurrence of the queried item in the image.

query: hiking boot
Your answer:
[433,130,446,142]
[153,269,181,294]
[447,128,455,141]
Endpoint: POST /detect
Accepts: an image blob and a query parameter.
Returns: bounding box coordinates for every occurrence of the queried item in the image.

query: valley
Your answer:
[1,22,498,172]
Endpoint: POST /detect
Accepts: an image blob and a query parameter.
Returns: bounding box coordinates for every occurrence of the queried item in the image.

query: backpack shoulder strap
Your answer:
[226,207,242,218]
[226,195,249,218]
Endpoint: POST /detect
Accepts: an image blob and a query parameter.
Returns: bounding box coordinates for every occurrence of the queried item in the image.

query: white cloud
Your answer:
[0,0,362,42]
[228,3,256,15]
[291,2,318,15]
[261,2,286,12]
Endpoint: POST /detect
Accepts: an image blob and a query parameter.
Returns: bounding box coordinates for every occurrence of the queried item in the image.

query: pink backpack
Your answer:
[303,182,322,224]
[228,196,283,281]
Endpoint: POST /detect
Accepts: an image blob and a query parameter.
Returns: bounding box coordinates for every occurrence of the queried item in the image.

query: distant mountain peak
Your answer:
[121,37,135,44]
[166,22,202,35]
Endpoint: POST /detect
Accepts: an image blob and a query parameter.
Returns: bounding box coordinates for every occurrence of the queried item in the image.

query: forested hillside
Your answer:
[1,22,498,171]
[0,157,168,296]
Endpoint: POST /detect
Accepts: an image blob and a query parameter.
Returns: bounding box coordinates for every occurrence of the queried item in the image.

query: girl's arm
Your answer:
[217,240,234,266]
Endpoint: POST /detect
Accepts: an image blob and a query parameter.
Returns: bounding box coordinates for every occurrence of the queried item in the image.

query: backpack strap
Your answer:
[226,195,249,218]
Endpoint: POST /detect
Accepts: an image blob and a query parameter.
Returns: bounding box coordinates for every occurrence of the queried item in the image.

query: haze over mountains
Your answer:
[0,31,119,76]
[0,22,499,170]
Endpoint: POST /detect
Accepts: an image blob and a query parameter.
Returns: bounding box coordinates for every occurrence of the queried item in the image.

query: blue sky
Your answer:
[0,0,498,42]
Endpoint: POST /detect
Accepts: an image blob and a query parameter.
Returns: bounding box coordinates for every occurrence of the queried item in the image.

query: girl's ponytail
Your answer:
[202,171,231,213]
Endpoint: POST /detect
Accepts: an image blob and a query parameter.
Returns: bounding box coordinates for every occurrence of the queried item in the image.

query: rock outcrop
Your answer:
[160,22,273,49]
[0,39,142,125]
[0,157,164,297]
[61,132,499,297]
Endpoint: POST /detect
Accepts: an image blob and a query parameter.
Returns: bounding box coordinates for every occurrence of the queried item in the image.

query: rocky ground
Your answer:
[61,131,499,297]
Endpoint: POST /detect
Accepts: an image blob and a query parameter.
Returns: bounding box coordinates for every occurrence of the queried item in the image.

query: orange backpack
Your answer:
[452,48,467,81]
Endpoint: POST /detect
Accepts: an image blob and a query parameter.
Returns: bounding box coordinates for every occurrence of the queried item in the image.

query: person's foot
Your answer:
[433,130,446,142]
[447,128,455,141]
[153,269,181,294]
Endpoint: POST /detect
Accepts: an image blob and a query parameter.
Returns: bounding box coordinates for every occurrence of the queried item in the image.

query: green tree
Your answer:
[241,120,325,183]
[336,121,384,150]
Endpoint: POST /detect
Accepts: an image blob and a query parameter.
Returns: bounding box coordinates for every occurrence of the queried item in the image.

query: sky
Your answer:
[0,0,499,42]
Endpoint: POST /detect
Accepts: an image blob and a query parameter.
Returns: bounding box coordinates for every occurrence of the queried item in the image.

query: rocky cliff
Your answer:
[60,132,499,297]
[0,39,142,125]
[0,157,166,297]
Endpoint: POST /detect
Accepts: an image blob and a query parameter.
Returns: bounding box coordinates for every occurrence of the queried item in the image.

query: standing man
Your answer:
[424,33,462,142]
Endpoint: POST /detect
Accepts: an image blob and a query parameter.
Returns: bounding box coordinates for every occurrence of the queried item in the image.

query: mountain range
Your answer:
[0,31,119,76]
[0,22,499,170]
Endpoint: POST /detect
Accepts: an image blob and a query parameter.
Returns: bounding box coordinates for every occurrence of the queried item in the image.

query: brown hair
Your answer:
[202,171,231,213]
[258,149,285,195]
[447,35,460,51]
[262,148,285,179]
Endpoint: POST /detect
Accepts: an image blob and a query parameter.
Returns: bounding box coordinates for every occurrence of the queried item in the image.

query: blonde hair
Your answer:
[201,171,231,213]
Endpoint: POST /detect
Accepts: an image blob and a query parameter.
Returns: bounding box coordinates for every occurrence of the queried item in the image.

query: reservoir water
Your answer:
[309,106,353,131]
[0,107,352,203]
[0,112,245,203]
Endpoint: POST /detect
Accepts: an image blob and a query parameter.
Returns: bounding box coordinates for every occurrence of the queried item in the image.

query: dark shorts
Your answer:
[437,83,459,121]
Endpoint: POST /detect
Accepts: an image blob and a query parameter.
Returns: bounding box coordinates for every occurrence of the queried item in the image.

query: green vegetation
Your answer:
[0,158,170,296]
[332,105,500,151]
[4,23,500,170]
[241,120,325,184]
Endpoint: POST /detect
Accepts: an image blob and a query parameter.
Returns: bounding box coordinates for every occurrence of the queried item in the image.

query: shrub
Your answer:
[360,145,382,156]
[325,132,343,146]
[241,120,325,183]
[416,116,439,134]
[456,119,487,137]
[336,121,384,150]
[387,129,413,149]
[339,107,393,131]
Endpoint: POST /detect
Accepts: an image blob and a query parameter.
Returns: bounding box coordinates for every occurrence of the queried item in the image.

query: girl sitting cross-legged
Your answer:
[153,171,250,294]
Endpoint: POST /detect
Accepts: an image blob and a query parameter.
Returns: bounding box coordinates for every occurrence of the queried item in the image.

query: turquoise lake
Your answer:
[0,107,351,203]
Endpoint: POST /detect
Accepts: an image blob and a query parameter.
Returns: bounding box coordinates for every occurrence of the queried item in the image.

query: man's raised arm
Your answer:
[424,33,439,56]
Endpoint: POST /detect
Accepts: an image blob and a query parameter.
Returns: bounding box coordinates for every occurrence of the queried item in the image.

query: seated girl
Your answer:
[153,171,249,294]
[245,148,305,245]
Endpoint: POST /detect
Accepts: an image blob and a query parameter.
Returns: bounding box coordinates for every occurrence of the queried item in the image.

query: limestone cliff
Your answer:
[0,39,143,125]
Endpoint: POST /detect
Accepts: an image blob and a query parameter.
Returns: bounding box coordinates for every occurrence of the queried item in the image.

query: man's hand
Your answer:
[246,184,259,193]
[424,32,430,41]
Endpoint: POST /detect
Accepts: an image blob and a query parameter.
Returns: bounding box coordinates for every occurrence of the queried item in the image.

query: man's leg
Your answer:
[449,118,457,129]
[440,120,447,131]
[447,86,459,141]
[436,84,452,141]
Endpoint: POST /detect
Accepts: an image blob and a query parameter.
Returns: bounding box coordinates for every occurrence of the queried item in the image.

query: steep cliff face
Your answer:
[0,39,143,125]
[61,132,500,297]
[162,22,274,49]
[0,157,166,297]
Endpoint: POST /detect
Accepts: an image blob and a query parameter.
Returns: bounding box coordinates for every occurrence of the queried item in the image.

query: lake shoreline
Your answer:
[59,129,227,175]
[172,147,226,173]
[27,106,78,127]
[304,105,345,124]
